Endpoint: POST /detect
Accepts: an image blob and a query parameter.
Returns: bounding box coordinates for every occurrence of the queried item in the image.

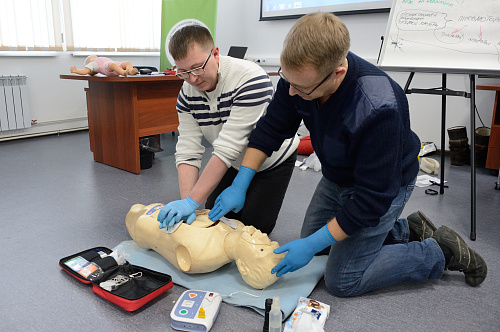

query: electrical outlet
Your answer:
[246,57,280,66]
[252,58,265,64]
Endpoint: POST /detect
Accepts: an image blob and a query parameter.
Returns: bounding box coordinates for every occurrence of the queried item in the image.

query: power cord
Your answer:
[475,104,485,127]
[203,288,266,309]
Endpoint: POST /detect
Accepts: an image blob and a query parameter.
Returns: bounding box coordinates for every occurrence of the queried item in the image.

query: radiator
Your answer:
[0,75,31,132]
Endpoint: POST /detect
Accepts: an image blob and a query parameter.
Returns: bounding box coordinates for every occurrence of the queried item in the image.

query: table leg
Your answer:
[440,74,446,194]
[469,75,476,241]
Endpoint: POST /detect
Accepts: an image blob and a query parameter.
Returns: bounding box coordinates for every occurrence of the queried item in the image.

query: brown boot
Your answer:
[474,127,490,167]
[447,126,470,166]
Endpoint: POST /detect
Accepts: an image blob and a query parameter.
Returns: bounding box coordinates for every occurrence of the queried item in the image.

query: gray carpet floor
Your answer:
[1,130,499,331]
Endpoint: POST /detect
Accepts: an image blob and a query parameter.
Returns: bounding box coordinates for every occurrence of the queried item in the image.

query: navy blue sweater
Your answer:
[248,52,420,235]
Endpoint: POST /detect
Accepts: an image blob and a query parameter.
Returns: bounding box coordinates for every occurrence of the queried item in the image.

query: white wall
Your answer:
[215,0,498,149]
[1,0,497,148]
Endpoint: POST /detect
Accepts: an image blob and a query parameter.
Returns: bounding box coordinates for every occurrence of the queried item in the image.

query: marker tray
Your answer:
[59,247,173,311]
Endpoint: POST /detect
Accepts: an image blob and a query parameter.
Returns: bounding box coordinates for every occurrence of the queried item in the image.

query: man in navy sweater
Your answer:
[209,12,486,295]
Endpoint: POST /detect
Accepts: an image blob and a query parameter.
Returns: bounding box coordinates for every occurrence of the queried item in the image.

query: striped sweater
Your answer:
[175,55,298,171]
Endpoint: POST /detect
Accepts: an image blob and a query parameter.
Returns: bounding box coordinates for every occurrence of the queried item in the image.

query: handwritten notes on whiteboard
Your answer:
[378,0,500,74]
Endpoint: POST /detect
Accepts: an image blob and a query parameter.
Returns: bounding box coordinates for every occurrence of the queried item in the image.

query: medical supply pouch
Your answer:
[59,247,173,311]
[284,297,330,332]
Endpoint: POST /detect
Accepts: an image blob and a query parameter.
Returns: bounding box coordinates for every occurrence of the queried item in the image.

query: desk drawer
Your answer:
[136,81,182,134]
[486,147,500,170]
[489,126,500,149]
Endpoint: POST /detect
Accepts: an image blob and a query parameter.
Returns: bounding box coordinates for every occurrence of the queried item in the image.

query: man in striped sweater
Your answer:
[157,25,298,235]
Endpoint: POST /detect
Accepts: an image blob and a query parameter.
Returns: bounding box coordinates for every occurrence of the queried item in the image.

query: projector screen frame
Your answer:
[260,0,391,21]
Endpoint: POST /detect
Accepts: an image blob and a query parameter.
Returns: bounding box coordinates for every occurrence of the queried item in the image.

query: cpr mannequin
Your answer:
[125,203,284,289]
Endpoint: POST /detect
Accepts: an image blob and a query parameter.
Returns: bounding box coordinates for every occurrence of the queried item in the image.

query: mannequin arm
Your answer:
[70,67,91,75]
[108,62,127,76]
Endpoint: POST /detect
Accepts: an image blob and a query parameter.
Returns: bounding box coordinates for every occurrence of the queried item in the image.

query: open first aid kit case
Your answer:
[59,246,173,311]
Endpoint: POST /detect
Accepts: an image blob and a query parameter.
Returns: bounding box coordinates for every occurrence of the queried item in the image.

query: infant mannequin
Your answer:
[70,55,138,76]
[126,204,284,289]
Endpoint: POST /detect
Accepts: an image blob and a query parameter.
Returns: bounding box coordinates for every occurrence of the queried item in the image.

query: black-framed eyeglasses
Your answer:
[176,48,214,79]
[278,67,334,96]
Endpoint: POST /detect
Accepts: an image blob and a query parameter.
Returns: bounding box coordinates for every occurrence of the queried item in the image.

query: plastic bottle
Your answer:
[269,296,282,332]
[263,298,273,332]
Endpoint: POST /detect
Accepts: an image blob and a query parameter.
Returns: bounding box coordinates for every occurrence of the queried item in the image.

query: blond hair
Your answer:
[169,25,214,61]
[281,12,350,73]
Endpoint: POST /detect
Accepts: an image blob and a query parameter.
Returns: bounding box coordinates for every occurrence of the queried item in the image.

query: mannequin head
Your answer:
[84,55,97,65]
[233,226,283,289]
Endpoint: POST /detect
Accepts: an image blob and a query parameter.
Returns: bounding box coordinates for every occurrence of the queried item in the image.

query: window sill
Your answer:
[0,51,160,57]
[71,51,160,57]
[0,51,59,57]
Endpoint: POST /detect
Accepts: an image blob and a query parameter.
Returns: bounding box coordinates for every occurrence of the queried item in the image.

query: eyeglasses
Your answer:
[176,48,214,79]
[278,67,334,96]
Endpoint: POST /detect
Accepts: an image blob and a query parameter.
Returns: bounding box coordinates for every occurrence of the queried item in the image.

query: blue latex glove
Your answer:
[271,225,337,277]
[157,196,200,229]
[208,166,256,221]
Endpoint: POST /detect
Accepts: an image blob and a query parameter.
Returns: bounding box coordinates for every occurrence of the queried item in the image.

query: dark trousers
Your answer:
[205,150,297,235]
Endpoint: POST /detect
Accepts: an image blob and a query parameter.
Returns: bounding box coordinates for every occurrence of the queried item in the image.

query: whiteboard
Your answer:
[378,0,500,75]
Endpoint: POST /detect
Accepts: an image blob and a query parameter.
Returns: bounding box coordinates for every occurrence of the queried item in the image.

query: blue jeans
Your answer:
[301,176,445,297]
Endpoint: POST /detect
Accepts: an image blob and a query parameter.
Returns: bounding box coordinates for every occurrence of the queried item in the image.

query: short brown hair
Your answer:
[169,25,214,61]
[281,12,350,73]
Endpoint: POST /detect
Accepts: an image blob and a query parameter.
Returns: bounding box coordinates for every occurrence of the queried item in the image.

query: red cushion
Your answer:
[298,136,314,155]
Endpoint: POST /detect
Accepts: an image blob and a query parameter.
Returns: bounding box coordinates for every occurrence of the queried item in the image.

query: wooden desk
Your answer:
[476,84,500,170]
[61,74,183,174]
